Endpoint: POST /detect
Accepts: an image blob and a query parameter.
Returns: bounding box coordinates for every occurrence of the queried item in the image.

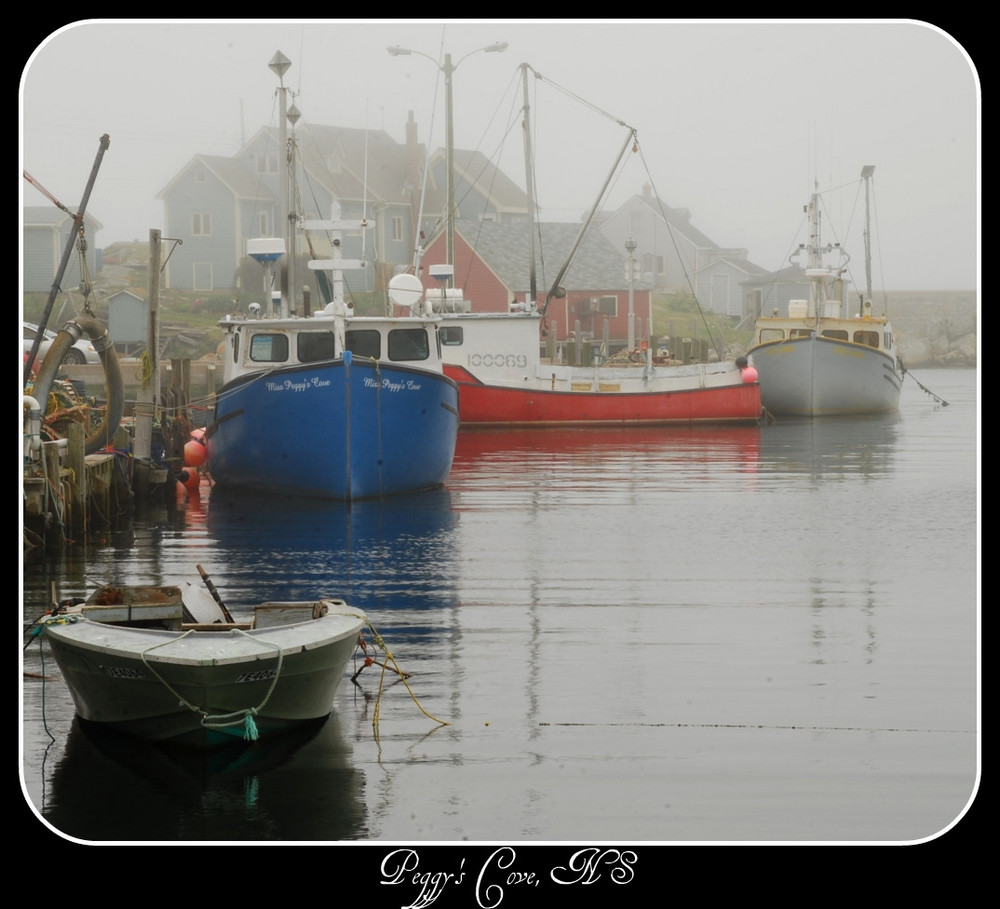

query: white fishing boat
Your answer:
[37,577,366,749]
[747,166,903,417]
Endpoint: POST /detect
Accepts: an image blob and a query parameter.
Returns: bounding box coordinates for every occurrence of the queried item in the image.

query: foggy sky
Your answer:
[20,19,980,291]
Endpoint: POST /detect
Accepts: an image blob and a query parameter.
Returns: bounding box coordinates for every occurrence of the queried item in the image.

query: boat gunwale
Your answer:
[43,610,367,667]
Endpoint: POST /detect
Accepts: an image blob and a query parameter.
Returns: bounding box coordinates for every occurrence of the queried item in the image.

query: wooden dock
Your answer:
[23,356,210,551]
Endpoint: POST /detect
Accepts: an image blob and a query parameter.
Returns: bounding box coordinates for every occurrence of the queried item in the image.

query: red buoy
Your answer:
[184,438,208,467]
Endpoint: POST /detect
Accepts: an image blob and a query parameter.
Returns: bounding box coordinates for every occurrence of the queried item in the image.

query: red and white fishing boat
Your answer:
[397,280,762,426]
[388,63,761,427]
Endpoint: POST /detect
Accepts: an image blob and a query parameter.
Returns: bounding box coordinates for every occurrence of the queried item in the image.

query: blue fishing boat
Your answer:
[206,51,458,500]
[207,284,459,500]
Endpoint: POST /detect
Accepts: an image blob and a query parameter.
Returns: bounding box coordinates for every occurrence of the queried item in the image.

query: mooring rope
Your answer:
[355,620,449,742]
[139,628,285,741]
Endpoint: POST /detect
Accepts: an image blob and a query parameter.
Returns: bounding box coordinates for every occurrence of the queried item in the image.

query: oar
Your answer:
[197,563,235,623]
[900,359,950,406]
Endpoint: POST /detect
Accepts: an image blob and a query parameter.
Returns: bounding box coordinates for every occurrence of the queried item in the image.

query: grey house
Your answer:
[22,206,102,293]
[156,113,528,301]
[598,186,767,316]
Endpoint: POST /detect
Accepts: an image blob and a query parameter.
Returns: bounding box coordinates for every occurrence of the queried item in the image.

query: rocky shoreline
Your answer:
[885,290,977,369]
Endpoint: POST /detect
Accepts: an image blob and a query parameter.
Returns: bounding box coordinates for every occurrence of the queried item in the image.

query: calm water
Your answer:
[21,368,979,845]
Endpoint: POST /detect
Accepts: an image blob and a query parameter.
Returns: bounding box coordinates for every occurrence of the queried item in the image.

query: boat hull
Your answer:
[42,608,366,748]
[748,335,902,417]
[444,364,761,426]
[209,358,459,500]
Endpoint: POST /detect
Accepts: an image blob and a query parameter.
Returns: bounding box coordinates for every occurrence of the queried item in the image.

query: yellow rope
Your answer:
[135,350,154,388]
[365,620,449,739]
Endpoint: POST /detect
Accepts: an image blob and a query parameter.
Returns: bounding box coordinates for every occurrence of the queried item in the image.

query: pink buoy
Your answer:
[190,427,206,441]
[184,438,208,467]
[741,366,758,383]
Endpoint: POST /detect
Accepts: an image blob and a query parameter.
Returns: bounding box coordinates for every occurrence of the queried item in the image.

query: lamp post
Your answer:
[388,41,507,286]
[625,236,637,349]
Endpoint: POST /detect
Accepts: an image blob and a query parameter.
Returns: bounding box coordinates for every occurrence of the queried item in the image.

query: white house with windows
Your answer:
[598,185,768,316]
[156,113,527,299]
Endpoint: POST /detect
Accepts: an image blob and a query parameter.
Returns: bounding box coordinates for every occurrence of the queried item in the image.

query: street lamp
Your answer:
[388,41,507,286]
[625,236,637,349]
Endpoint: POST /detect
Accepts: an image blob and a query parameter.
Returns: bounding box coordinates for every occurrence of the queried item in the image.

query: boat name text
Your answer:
[265,377,333,393]
[362,376,423,392]
[379,846,638,907]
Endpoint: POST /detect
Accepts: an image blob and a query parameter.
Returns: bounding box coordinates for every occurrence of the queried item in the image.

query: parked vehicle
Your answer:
[23,321,101,366]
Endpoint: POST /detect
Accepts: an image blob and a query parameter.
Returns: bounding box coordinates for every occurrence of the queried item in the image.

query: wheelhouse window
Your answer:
[789,329,814,339]
[345,329,381,360]
[440,326,464,346]
[759,328,785,343]
[853,330,879,348]
[297,331,336,362]
[388,327,430,362]
[821,329,849,341]
[248,333,289,363]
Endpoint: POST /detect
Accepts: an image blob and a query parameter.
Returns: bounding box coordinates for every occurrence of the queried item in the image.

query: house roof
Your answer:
[636,193,718,249]
[452,219,636,293]
[156,154,276,201]
[426,148,530,217]
[23,206,103,230]
[741,265,809,286]
[292,123,409,205]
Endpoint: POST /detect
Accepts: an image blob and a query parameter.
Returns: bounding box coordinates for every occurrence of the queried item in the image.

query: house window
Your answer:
[392,216,403,242]
[258,212,270,235]
[597,295,618,316]
[629,210,643,234]
[655,256,664,275]
[195,167,206,183]
[192,212,212,236]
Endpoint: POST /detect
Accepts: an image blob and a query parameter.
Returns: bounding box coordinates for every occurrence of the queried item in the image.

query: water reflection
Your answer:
[454,424,763,463]
[203,486,462,636]
[757,414,901,479]
[39,712,366,842]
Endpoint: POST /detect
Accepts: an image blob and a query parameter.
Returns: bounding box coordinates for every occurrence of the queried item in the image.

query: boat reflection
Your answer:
[39,711,367,842]
[203,485,461,645]
[757,413,901,479]
[452,424,763,470]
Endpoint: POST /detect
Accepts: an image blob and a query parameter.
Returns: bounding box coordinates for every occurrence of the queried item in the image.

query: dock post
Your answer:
[67,421,86,537]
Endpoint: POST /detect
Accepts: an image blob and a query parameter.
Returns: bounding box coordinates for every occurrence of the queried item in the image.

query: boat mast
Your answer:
[861,164,875,308]
[542,127,637,316]
[520,63,537,308]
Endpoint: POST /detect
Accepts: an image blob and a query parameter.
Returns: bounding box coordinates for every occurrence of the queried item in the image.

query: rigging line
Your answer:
[525,64,635,130]
[633,138,723,361]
